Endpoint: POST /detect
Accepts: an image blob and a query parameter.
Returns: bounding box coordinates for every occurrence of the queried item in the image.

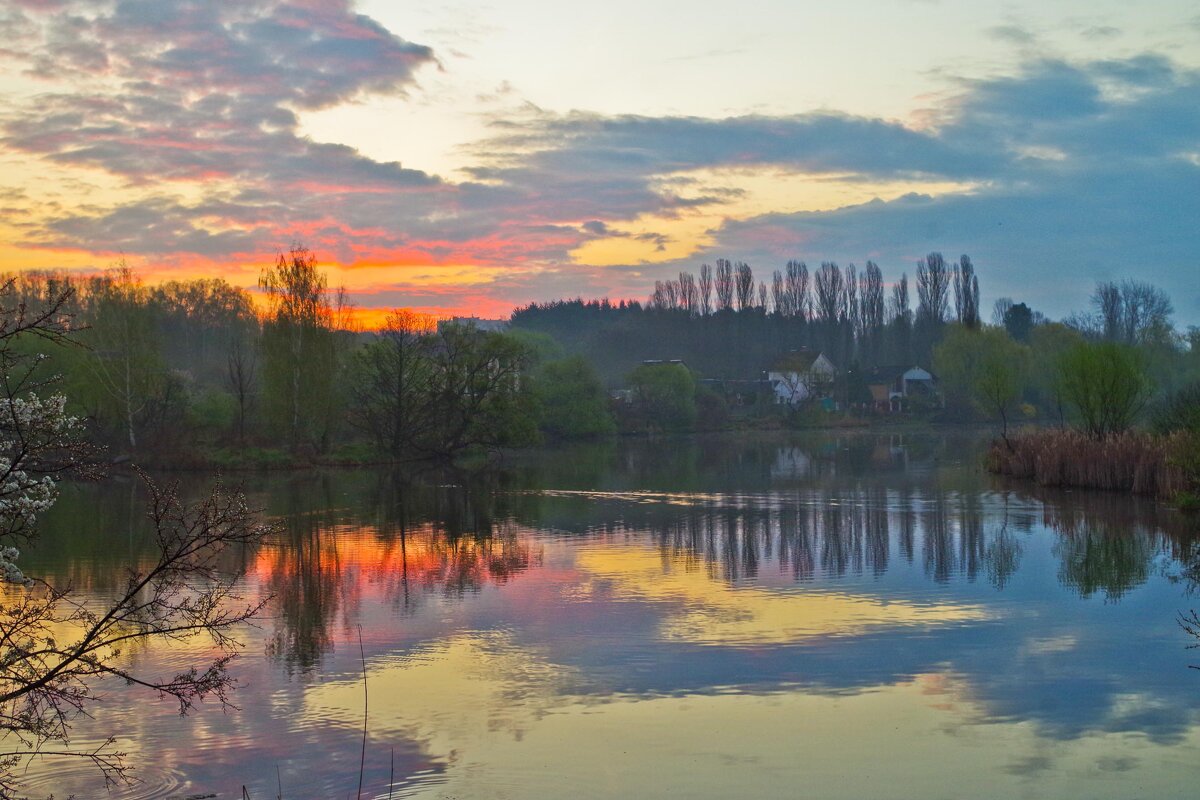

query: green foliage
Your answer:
[1058,341,1153,438]
[1150,382,1200,434]
[348,322,537,459]
[1176,491,1200,512]
[1056,529,1152,601]
[81,269,170,450]
[258,246,346,451]
[186,388,237,435]
[506,328,564,365]
[534,356,615,439]
[1027,323,1084,423]
[428,326,538,454]
[1167,431,1200,509]
[627,363,697,432]
[695,382,730,430]
[1002,302,1034,342]
[934,324,1028,434]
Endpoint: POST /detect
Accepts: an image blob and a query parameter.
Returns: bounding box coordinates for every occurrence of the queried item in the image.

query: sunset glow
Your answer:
[1,0,1197,323]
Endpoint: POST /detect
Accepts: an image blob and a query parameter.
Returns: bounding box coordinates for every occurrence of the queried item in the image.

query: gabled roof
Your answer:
[770,350,830,373]
[866,364,935,384]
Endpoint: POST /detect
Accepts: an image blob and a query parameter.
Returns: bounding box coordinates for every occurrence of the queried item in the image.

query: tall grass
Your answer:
[985,429,1197,500]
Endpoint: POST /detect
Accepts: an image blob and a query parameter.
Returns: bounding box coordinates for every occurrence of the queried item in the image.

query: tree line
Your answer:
[513,252,980,384]
[6,249,552,461]
[935,278,1198,441]
[7,249,1196,460]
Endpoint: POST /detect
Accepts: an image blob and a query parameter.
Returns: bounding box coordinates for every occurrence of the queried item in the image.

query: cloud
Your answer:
[0,3,1197,321]
[1081,25,1121,40]
[986,24,1038,46]
[474,109,998,182]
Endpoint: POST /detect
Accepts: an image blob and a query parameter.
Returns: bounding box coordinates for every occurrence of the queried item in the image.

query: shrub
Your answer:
[1058,342,1153,438]
[1150,382,1200,435]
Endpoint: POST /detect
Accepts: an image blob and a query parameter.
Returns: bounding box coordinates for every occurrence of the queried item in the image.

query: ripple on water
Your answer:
[18,754,186,800]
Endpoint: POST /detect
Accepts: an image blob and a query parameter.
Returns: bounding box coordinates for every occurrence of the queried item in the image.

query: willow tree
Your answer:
[1058,342,1153,438]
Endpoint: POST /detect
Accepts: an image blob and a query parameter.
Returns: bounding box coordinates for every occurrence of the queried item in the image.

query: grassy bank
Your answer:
[985,429,1199,505]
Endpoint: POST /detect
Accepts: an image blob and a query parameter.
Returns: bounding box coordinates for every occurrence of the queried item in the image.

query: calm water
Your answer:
[12,432,1200,799]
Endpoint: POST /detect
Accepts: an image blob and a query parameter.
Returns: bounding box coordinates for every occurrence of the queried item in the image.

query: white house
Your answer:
[866,365,938,412]
[767,351,837,406]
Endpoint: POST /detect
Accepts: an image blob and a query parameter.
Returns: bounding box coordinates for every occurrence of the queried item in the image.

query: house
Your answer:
[767,351,837,406]
[866,365,938,412]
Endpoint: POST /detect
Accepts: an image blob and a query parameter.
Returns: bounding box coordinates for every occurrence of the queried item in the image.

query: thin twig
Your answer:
[357,625,367,800]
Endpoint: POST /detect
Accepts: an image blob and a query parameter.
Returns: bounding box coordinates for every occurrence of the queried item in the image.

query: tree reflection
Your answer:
[259,468,542,672]
[1031,488,1189,601]
[622,485,1030,588]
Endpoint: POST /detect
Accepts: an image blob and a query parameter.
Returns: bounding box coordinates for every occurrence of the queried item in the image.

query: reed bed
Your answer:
[985,429,1197,500]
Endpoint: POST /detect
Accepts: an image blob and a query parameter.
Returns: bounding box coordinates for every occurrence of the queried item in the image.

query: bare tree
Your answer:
[347,309,437,457]
[734,262,754,311]
[698,263,713,316]
[785,260,809,319]
[1092,281,1124,341]
[757,281,768,312]
[715,259,734,312]
[678,272,698,315]
[1086,280,1173,345]
[954,255,980,329]
[814,262,845,325]
[845,264,860,342]
[649,281,667,310]
[889,273,911,324]
[771,270,786,316]
[860,262,885,362]
[664,279,680,310]
[0,474,271,793]
[916,252,951,328]
[225,335,257,445]
[992,296,1015,326]
[0,283,270,793]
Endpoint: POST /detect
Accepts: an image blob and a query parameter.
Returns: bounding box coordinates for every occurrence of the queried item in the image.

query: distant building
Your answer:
[767,350,837,406]
[865,365,938,412]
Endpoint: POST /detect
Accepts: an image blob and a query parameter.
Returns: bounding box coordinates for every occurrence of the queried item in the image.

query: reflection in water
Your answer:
[558,486,1024,590]
[1029,485,1196,600]
[261,472,543,672]
[12,432,1200,799]
[576,543,991,646]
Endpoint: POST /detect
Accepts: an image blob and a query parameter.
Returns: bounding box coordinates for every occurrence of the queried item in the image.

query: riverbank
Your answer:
[124,416,988,472]
[984,429,1199,507]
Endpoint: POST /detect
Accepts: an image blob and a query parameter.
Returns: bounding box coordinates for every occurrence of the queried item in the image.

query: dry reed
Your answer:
[985,429,1197,500]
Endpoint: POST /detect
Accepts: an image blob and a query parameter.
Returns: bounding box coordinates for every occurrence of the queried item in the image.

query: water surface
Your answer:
[14,432,1200,798]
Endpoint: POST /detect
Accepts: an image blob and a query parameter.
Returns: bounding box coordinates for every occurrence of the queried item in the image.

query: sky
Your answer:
[0,0,1197,325]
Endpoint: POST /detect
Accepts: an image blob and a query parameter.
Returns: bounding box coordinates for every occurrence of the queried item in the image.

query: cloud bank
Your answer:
[0,2,1196,321]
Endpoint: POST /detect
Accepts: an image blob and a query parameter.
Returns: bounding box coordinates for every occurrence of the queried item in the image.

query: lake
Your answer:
[12,432,1200,799]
